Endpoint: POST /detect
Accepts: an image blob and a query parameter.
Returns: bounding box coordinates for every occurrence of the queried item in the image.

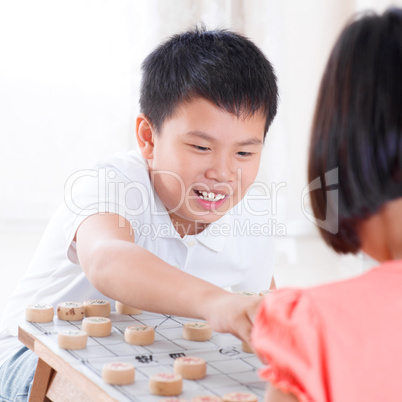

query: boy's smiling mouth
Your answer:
[193,189,228,202]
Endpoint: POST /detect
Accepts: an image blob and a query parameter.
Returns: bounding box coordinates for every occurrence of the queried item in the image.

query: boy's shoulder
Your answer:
[66,150,152,217]
[95,149,148,182]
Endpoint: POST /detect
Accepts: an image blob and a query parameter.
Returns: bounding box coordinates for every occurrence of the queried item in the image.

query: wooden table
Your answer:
[18,312,265,401]
[19,326,115,402]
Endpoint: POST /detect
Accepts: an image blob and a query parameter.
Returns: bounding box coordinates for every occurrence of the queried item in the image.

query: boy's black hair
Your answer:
[139,26,278,137]
[308,8,402,253]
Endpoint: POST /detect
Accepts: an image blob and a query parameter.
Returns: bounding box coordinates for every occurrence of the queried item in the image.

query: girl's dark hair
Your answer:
[139,26,278,137]
[308,8,402,253]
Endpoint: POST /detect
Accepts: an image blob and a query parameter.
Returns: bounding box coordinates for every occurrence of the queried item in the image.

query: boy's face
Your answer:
[138,98,266,236]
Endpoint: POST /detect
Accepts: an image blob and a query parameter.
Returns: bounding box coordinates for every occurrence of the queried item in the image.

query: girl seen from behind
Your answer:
[252,8,402,402]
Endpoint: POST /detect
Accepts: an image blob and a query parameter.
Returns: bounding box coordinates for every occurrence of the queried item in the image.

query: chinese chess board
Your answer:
[20,311,266,401]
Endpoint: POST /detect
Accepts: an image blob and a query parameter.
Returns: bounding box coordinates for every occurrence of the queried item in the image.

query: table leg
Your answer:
[29,358,54,402]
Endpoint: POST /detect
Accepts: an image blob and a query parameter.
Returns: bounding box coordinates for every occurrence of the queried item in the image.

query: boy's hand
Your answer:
[202,292,262,343]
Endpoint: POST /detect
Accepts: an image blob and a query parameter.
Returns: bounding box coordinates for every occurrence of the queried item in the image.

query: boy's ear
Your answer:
[136,114,155,160]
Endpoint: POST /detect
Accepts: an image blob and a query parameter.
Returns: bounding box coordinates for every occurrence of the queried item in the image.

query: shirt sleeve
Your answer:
[251,289,327,402]
[63,165,147,264]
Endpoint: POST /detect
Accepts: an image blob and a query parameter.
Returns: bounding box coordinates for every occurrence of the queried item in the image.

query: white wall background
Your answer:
[0,0,400,317]
[2,0,400,225]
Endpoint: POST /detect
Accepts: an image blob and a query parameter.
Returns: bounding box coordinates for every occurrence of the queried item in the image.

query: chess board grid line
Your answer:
[21,313,265,401]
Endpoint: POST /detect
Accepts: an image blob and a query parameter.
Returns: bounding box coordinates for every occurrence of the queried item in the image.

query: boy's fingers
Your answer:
[242,322,253,344]
[240,297,262,343]
[237,312,254,344]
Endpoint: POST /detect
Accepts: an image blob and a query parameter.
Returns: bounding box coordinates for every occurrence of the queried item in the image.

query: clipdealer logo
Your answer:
[301,168,339,234]
[64,166,339,235]
[64,167,287,219]
[129,218,287,240]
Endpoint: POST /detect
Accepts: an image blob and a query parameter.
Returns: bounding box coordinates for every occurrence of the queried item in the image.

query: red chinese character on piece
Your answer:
[159,373,175,380]
[233,393,248,400]
[111,363,125,369]
[181,357,195,363]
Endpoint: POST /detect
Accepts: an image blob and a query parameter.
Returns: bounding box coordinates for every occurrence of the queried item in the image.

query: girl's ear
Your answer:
[136,114,155,160]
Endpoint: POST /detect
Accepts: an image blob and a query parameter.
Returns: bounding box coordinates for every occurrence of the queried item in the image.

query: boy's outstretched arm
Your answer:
[76,213,261,343]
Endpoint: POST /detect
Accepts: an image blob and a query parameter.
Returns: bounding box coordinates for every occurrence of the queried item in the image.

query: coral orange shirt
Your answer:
[251,260,402,402]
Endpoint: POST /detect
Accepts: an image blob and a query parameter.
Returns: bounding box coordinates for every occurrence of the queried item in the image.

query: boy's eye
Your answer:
[193,145,210,151]
[237,151,252,157]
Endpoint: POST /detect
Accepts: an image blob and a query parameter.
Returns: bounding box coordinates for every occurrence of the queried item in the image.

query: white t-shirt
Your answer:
[0,150,275,366]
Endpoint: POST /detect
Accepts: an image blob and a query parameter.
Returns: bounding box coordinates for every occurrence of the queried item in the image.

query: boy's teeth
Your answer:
[198,191,225,201]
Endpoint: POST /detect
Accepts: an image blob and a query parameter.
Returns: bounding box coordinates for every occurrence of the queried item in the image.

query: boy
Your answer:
[0,26,278,398]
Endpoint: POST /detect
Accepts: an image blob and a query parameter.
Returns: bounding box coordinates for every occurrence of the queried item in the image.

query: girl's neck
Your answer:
[360,197,402,261]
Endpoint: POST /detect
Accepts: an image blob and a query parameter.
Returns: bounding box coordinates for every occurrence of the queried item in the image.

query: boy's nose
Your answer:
[205,158,234,182]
